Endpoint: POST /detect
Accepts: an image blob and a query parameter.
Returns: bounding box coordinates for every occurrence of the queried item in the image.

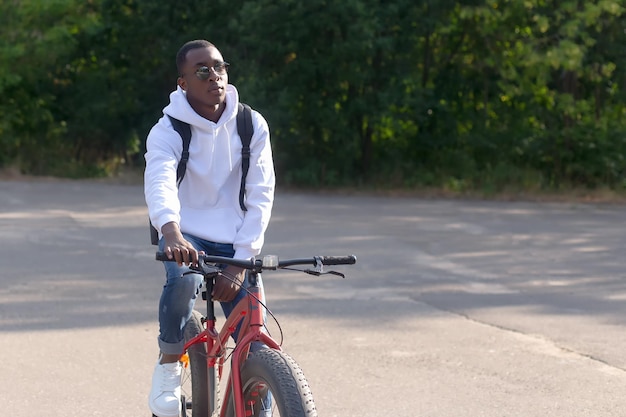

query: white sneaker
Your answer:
[148,360,182,417]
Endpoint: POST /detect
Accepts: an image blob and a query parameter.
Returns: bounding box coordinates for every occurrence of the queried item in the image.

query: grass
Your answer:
[4,165,626,205]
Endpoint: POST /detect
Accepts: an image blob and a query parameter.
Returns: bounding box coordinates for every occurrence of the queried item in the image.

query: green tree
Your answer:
[0,0,101,174]
[2,0,625,192]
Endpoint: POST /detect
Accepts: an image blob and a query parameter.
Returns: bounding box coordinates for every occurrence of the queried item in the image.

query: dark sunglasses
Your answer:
[193,62,230,80]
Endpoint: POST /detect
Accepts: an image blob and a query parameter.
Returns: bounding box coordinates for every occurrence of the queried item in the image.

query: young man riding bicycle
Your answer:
[144,39,275,417]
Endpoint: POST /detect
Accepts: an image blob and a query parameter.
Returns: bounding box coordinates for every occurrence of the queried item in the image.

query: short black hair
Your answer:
[176,40,215,75]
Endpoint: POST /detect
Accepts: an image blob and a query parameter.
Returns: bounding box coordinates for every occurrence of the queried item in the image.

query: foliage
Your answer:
[1,0,625,191]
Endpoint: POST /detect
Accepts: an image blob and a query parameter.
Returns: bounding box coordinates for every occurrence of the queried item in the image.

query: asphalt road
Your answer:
[2,180,626,416]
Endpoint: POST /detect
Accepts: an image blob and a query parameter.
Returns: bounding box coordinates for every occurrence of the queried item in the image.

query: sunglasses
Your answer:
[192,62,230,80]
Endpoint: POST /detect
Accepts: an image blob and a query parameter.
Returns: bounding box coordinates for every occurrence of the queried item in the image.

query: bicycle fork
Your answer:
[221,272,280,417]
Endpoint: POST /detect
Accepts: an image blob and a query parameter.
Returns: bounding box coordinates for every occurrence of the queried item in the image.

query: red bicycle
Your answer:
[154,251,356,417]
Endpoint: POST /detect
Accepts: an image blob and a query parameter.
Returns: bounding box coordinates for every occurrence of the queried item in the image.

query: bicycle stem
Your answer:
[204,273,217,322]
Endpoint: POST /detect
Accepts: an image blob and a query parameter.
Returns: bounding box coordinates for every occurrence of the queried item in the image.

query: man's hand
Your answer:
[213,265,245,302]
[161,222,199,266]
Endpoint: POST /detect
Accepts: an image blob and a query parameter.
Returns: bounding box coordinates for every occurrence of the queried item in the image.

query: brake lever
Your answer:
[185,259,220,276]
[303,257,347,278]
[327,270,346,278]
[303,269,346,278]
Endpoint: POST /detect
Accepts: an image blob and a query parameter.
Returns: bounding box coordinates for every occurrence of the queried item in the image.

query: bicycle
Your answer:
[153,251,357,417]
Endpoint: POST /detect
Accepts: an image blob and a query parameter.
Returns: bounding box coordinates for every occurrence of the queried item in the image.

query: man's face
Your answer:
[178,46,228,110]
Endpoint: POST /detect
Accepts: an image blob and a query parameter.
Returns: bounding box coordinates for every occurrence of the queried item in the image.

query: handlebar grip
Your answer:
[320,255,357,265]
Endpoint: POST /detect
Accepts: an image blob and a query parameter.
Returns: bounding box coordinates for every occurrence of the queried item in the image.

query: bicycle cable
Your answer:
[216,271,285,347]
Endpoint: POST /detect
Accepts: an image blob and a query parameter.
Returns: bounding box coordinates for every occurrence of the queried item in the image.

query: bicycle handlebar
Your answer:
[155,251,357,271]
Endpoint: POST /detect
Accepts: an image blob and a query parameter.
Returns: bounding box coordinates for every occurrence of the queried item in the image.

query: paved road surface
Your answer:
[2,180,626,416]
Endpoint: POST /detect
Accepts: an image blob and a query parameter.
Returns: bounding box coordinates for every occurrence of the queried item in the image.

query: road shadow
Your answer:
[2,180,626,340]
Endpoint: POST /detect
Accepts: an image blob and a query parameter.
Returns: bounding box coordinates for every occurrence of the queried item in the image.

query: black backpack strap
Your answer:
[150,218,159,245]
[150,116,192,245]
[168,115,192,187]
[237,103,253,212]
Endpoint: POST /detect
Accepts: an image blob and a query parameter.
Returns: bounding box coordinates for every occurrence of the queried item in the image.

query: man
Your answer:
[144,39,275,417]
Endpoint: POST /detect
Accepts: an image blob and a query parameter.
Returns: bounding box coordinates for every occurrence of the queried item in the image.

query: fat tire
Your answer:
[183,310,220,417]
[225,349,317,417]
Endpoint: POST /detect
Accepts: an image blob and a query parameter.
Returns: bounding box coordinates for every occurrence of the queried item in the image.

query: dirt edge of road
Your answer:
[2,166,626,205]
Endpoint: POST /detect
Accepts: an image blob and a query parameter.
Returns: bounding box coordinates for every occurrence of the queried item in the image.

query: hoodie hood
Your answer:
[163,84,240,130]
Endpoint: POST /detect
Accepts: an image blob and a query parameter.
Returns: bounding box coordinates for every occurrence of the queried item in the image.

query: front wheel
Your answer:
[225,349,317,417]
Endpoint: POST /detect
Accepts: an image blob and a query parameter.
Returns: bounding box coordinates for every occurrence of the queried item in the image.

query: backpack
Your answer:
[149,102,254,245]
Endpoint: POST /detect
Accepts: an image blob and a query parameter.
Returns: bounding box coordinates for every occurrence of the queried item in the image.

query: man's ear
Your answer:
[177,77,186,91]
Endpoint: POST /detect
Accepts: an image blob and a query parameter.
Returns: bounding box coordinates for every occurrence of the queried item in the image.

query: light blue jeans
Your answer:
[157,234,266,355]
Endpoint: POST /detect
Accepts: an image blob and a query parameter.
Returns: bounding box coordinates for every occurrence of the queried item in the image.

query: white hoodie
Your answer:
[144,84,275,260]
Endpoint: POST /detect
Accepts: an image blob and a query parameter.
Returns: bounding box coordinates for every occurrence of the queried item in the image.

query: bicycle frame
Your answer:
[153,251,355,417]
[182,270,281,417]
